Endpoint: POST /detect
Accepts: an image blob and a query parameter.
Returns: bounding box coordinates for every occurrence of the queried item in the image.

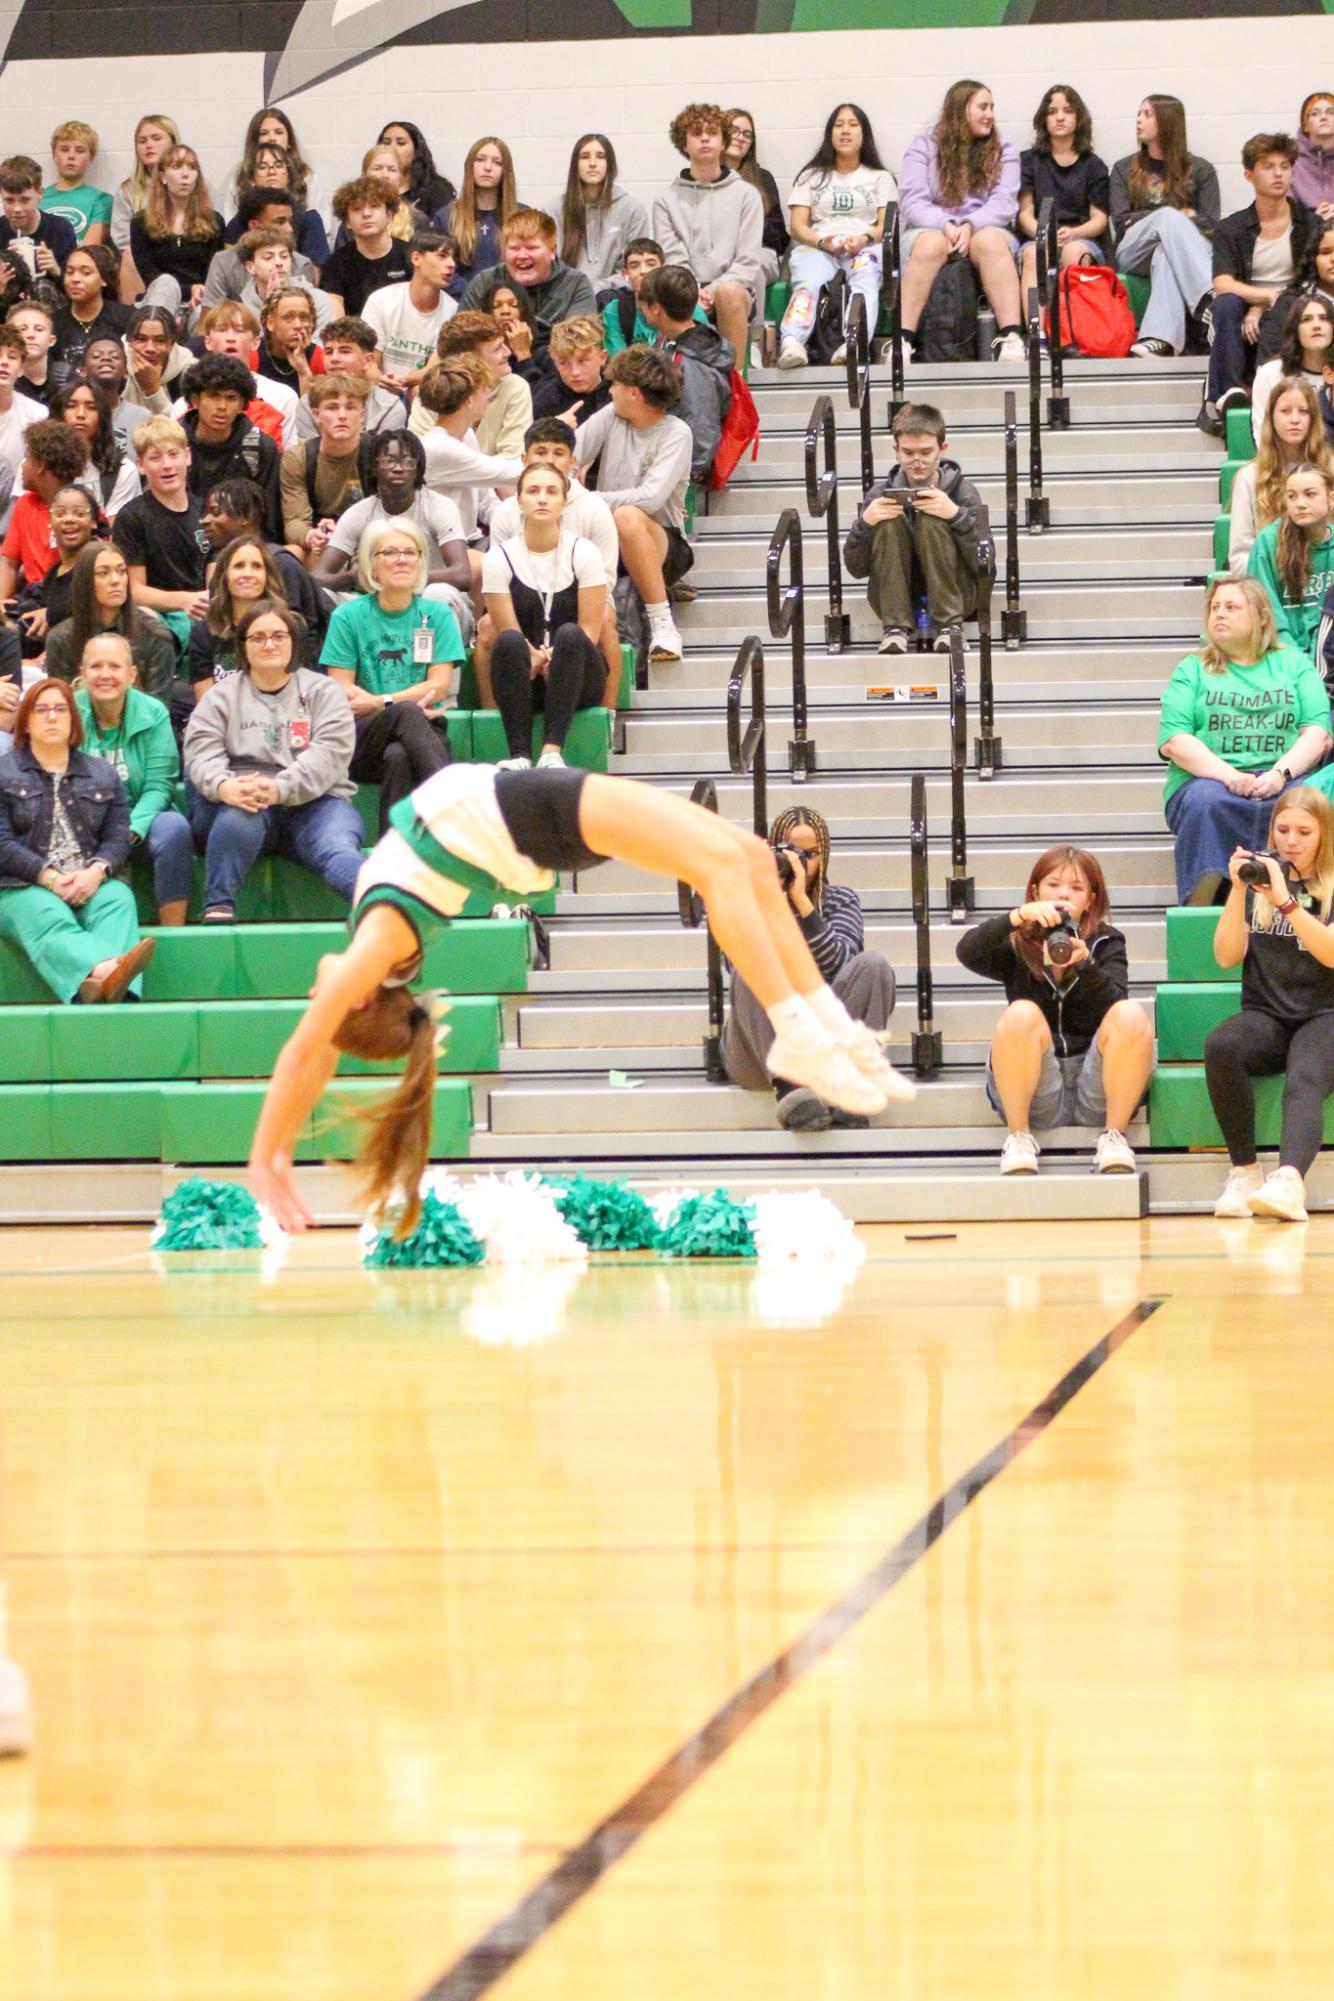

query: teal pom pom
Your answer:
[656,1189,757,1260]
[152,1177,265,1251]
[363,1191,485,1269]
[546,1175,662,1251]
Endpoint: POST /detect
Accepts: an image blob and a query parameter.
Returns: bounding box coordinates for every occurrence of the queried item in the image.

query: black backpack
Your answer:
[807,268,850,365]
[917,253,981,364]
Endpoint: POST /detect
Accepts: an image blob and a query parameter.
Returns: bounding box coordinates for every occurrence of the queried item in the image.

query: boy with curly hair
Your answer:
[652,104,762,375]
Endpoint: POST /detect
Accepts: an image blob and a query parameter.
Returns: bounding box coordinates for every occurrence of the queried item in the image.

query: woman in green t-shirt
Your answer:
[1159,576,1333,902]
[319,517,464,836]
[1246,462,1334,656]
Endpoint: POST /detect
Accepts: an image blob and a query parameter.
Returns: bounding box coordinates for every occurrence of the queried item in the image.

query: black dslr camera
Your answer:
[772,844,797,890]
[1238,849,1287,888]
[1044,913,1081,965]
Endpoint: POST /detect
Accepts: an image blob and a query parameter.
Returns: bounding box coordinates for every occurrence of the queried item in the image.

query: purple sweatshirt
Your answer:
[898,131,1021,232]
[1293,136,1334,215]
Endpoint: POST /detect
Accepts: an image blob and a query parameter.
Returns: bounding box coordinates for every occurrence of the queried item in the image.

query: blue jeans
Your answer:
[1206,290,1258,407]
[142,808,194,909]
[1165,775,1276,903]
[190,792,365,912]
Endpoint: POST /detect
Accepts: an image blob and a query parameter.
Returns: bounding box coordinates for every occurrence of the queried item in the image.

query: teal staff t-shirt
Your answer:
[1157,647,1332,805]
[320,592,464,699]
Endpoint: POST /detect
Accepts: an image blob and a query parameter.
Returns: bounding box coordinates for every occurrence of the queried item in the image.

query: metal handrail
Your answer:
[1024,281,1050,531]
[1002,390,1027,648]
[676,776,727,1083]
[974,513,1002,778]
[766,508,816,780]
[843,291,875,496]
[1033,196,1070,430]
[909,772,942,1077]
[803,395,850,651]
[946,629,974,920]
[726,637,769,837]
[884,203,904,420]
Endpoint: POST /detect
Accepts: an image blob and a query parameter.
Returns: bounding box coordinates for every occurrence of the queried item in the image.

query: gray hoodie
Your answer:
[184,665,356,805]
[657,323,734,482]
[652,168,764,292]
[569,189,650,286]
[844,458,986,579]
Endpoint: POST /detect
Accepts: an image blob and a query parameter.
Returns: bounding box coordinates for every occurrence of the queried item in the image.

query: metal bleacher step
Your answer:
[730,425,1223,479]
[646,641,1184,703]
[621,701,1159,765]
[703,472,1218,525]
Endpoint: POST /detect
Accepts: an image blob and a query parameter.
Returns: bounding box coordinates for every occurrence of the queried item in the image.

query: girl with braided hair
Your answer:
[719,806,898,1132]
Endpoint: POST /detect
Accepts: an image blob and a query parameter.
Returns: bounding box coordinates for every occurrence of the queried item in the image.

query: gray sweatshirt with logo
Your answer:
[183,666,356,805]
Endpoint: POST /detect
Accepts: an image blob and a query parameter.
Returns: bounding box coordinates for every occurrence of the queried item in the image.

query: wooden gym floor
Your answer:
[0,1215,1331,2000]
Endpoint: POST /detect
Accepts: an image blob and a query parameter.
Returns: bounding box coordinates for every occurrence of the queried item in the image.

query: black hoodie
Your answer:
[956,913,1129,1058]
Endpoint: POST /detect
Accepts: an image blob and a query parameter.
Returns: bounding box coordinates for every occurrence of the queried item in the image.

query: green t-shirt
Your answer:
[1157,646,1332,805]
[1246,520,1334,653]
[40,183,113,241]
[319,592,464,698]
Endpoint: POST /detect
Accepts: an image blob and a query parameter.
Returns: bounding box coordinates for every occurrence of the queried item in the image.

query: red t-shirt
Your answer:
[1,493,54,587]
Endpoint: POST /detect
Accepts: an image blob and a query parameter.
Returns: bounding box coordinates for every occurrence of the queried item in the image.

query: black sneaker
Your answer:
[775,1084,834,1132]
[1129,336,1175,358]
[1196,399,1225,439]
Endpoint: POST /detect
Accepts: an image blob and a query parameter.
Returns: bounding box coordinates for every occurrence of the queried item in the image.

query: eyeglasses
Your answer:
[377,548,418,563]
[246,630,289,649]
[30,704,70,719]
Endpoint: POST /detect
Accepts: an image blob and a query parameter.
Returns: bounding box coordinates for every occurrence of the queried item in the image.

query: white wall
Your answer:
[0,16,1328,221]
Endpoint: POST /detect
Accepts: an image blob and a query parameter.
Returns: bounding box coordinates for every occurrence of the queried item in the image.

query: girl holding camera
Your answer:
[1207,785,1334,1220]
[957,846,1155,1175]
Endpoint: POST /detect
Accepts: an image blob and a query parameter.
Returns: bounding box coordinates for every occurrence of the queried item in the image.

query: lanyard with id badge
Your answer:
[413,615,434,669]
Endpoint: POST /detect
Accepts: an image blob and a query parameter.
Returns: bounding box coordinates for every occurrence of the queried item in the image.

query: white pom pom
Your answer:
[750,1189,865,1266]
[646,1185,698,1232]
[456,1170,588,1267]
[461,1261,584,1346]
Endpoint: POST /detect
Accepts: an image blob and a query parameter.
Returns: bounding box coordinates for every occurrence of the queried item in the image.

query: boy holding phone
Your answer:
[843,400,984,654]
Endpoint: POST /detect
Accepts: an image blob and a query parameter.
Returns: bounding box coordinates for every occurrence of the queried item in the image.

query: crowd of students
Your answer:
[2,82,1334,1215]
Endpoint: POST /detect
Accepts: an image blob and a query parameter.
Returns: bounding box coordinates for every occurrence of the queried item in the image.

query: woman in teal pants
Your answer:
[0,678,154,1003]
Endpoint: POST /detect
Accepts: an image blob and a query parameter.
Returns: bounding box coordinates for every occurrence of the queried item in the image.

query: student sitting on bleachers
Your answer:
[1159,576,1332,903]
[653,104,762,378]
[0,419,89,602]
[1207,785,1334,1222]
[0,675,153,1003]
[320,517,461,832]
[279,373,369,567]
[1229,377,1333,575]
[957,845,1154,1177]
[73,632,192,925]
[313,429,472,638]
[1293,91,1334,221]
[1250,294,1334,442]
[1255,218,1334,364]
[722,805,896,1132]
[293,316,405,442]
[898,79,1025,363]
[1017,84,1110,312]
[843,399,983,655]
[179,355,281,538]
[480,462,615,771]
[638,266,733,483]
[183,600,362,922]
[1200,132,1317,437]
[11,481,100,654]
[417,357,524,567]
[43,540,177,697]
[574,346,693,664]
[777,102,895,371]
[529,314,612,426]
[1112,94,1219,360]
[112,415,208,654]
[1247,460,1334,654]
[189,533,306,693]
[200,477,330,657]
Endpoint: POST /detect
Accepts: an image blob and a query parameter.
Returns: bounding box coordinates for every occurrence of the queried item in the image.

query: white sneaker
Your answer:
[777,338,809,370]
[1093,1128,1137,1175]
[1247,1165,1308,1222]
[496,755,532,771]
[838,1019,916,1102]
[878,627,910,655]
[536,747,566,769]
[829,342,848,364]
[1214,1163,1264,1218]
[0,1655,33,1757]
[999,1130,1041,1175]
[766,1028,888,1117]
[648,614,684,662]
[995,332,1027,362]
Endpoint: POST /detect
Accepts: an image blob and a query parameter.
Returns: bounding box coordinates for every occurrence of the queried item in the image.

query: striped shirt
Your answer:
[799,881,864,981]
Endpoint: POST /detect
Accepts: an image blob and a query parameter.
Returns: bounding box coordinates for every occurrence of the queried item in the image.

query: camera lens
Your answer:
[1238,851,1282,888]
[773,846,795,890]
[1045,917,1079,965]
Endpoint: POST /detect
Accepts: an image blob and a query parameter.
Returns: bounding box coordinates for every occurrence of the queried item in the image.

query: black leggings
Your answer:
[349,701,451,834]
[490,624,605,759]
[1203,1008,1334,1173]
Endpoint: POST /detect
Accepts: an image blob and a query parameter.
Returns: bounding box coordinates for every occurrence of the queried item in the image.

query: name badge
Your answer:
[413,623,433,666]
[289,717,311,752]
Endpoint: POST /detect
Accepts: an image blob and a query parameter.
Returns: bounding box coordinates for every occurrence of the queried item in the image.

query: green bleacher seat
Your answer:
[1213,515,1230,570]
[765,280,789,324]
[1165,906,1239,983]
[1153,982,1244,1061]
[1225,407,1255,460]
[1118,271,1150,329]
[1151,1066,1334,1151]
[468,706,613,772]
[0,919,531,1007]
[1218,459,1247,508]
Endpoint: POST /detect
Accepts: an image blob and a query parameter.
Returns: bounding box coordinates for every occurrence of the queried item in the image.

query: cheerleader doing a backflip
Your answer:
[249,764,915,1233]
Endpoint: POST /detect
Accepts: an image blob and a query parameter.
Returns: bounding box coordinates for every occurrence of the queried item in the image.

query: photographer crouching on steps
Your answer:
[721,807,899,1131]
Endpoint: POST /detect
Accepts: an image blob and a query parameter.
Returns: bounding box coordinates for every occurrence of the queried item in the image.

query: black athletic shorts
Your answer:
[494,765,608,873]
[662,523,694,587]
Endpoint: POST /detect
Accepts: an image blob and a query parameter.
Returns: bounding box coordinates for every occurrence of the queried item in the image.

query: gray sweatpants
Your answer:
[1114,208,1212,352]
[722,950,897,1091]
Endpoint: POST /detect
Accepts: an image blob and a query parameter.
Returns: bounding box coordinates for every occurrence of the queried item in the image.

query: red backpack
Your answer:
[1048,265,1135,359]
[708,369,760,490]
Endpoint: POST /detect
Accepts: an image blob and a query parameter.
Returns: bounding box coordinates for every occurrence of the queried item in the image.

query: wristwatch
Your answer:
[1275,763,1293,783]
[1278,895,1299,917]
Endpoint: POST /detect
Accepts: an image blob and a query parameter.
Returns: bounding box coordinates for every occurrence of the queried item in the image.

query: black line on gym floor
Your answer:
[412,1297,1165,2001]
